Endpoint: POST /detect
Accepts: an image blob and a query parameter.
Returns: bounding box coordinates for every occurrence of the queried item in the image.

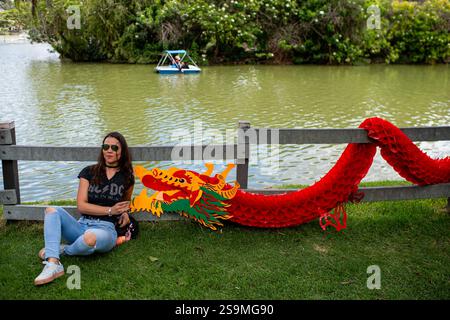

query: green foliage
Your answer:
[385,0,450,64]
[18,0,450,64]
[0,1,31,34]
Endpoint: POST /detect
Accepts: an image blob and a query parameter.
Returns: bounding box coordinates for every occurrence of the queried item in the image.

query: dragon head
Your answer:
[130,163,239,230]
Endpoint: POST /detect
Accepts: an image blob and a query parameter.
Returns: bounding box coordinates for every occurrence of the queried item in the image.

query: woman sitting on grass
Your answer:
[34,132,135,286]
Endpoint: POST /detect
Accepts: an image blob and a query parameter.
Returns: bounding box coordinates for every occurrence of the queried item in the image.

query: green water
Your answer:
[0,40,449,201]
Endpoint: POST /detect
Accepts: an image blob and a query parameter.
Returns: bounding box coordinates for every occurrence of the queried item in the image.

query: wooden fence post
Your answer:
[1,121,20,204]
[237,121,250,189]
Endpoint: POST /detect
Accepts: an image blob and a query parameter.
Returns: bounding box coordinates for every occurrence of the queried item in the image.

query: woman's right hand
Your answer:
[110,201,130,215]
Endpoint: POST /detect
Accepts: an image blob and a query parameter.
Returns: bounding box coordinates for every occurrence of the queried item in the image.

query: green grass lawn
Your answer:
[0,182,449,300]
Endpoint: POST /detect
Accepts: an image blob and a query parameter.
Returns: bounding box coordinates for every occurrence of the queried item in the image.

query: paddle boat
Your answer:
[155,50,201,74]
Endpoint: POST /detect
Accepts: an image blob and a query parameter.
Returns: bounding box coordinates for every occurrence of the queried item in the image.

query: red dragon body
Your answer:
[130,117,450,231]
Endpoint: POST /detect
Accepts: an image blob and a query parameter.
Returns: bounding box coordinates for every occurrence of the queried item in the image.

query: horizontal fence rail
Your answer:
[1,205,183,222]
[247,183,450,201]
[1,119,449,221]
[2,183,450,221]
[0,145,240,161]
[249,127,450,144]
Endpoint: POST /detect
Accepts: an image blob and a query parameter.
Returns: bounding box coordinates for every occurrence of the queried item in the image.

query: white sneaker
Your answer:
[38,244,67,260]
[34,261,65,286]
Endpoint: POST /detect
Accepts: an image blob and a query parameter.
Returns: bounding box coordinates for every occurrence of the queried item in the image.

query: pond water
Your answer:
[0,38,449,202]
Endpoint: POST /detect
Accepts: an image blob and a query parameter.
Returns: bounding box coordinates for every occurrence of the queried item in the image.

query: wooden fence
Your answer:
[1,120,449,221]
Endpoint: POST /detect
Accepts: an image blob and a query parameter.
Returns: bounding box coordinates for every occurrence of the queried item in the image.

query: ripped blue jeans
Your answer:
[43,206,117,260]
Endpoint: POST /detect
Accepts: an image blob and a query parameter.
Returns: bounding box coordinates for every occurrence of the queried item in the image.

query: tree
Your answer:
[31,0,36,16]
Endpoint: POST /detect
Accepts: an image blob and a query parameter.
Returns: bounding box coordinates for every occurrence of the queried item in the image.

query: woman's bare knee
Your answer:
[45,207,57,215]
[83,232,96,247]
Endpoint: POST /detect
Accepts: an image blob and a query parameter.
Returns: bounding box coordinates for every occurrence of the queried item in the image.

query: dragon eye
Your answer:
[179,179,185,183]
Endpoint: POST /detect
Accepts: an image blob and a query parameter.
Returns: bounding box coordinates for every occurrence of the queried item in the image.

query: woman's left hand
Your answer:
[118,212,130,227]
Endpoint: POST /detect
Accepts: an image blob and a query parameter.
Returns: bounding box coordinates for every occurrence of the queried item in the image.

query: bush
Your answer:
[0,2,31,34]
[21,0,450,64]
[385,0,450,64]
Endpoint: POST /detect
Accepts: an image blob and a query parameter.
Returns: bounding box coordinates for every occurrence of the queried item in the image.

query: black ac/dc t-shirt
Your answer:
[78,165,134,223]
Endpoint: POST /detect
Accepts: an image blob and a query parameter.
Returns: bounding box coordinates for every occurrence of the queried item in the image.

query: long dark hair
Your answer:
[91,132,134,193]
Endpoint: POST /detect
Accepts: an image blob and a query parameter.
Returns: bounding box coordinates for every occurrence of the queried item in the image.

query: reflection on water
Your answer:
[0,39,449,201]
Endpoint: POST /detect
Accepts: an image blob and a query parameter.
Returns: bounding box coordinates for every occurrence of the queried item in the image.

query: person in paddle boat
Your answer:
[181,61,189,69]
[34,132,135,286]
[174,55,182,69]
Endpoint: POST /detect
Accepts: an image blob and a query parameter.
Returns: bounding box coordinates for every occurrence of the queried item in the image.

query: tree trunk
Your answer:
[31,0,37,17]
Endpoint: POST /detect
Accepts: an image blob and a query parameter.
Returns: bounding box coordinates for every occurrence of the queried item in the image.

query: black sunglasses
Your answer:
[102,144,119,152]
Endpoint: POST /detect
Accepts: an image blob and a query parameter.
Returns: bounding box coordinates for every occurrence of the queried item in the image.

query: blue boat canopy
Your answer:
[165,50,187,54]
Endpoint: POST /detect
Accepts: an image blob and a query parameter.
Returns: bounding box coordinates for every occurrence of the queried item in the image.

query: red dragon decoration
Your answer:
[130,117,450,231]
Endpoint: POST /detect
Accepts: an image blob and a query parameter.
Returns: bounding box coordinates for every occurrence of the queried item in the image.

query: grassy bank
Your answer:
[0,181,449,300]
